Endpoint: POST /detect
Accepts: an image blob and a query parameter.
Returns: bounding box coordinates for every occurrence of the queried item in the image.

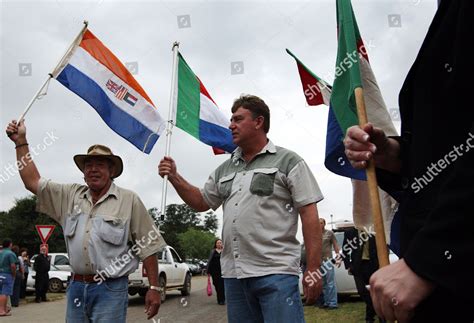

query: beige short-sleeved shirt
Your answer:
[200,140,324,279]
[36,178,166,277]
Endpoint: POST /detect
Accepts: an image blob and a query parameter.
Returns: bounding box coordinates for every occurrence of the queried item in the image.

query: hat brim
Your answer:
[73,154,123,178]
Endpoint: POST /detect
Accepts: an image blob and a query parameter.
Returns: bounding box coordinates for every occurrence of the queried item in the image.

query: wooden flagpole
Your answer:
[354,87,390,268]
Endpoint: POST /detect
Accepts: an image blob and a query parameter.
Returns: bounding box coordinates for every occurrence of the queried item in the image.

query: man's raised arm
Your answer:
[6,120,40,194]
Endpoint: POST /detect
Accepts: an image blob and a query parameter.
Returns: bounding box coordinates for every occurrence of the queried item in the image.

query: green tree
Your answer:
[201,211,218,234]
[178,228,216,260]
[153,204,219,258]
[0,196,66,256]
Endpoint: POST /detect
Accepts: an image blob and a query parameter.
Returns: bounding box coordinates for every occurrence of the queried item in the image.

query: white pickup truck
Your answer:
[128,245,191,302]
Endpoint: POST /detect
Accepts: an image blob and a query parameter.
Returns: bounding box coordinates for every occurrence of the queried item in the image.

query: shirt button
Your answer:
[235,203,238,206]
[233,237,237,241]
[401,177,409,189]
[233,219,236,223]
[235,254,239,258]
[243,172,246,175]
[84,247,87,250]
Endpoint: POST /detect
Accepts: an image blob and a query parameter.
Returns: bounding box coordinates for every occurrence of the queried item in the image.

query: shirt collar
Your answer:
[82,181,119,203]
[231,139,276,162]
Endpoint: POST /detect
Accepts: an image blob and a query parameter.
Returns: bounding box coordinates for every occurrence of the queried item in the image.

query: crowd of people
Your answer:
[0,239,35,317]
[2,1,473,322]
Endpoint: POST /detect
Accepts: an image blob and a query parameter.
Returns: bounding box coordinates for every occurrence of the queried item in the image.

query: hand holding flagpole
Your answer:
[354,87,390,268]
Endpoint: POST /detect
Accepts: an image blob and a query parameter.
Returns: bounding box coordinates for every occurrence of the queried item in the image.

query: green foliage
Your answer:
[304,297,366,322]
[155,204,219,259]
[0,196,66,256]
[178,228,216,260]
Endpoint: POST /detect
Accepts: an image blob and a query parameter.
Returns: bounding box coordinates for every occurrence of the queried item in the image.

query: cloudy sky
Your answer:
[1,0,437,240]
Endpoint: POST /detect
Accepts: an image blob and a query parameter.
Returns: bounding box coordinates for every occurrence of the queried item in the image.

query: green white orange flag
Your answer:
[173,53,236,154]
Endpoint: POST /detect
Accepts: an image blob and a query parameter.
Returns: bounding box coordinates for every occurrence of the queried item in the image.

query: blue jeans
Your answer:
[321,262,337,308]
[224,274,304,323]
[66,276,128,323]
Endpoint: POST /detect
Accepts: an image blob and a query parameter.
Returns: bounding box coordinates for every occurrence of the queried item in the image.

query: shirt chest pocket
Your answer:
[64,216,79,238]
[99,216,126,246]
[218,172,236,199]
[250,168,278,197]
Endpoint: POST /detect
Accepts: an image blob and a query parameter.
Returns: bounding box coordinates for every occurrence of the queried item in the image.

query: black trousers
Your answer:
[211,274,225,304]
[353,260,378,322]
[35,274,49,301]
[20,272,28,299]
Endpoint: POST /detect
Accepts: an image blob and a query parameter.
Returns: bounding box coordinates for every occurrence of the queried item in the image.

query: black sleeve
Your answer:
[206,250,215,273]
[341,229,356,269]
[404,122,474,299]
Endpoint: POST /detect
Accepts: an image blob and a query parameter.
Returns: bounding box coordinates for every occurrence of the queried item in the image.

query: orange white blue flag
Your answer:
[52,29,165,153]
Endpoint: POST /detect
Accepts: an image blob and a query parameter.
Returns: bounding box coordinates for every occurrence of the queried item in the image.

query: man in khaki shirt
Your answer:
[159,95,324,323]
[6,120,165,322]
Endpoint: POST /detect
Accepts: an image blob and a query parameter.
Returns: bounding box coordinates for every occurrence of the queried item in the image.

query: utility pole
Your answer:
[330,214,334,230]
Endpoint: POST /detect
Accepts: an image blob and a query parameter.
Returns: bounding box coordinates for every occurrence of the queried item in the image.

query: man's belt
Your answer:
[72,273,128,283]
[72,273,99,283]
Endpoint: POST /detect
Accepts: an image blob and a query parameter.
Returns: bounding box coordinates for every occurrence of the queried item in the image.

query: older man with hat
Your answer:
[5,120,165,322]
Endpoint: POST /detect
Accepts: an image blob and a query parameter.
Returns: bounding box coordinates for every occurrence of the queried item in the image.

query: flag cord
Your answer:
[159,41,180,224]
[36,76,52,100]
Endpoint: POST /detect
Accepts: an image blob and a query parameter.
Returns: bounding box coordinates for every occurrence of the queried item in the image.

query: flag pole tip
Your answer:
[83,20,89,26]
[172,41,180,50]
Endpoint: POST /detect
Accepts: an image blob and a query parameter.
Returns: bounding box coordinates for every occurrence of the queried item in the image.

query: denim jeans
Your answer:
[224,274,304,323]
[66,276,128,323]
[321,262,337,308]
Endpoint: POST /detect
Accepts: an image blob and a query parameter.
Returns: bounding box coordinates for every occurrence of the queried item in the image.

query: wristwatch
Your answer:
[149,285,162,292]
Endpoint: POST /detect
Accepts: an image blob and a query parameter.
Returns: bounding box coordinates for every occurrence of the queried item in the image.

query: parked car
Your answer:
[30,253,71,272]
[128,245,191,302]
[185,262,202,275]
[299,227,399,296]
[26,264,71,293]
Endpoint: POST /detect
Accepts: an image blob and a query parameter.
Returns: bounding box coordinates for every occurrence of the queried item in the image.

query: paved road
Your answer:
[2,276,227,323]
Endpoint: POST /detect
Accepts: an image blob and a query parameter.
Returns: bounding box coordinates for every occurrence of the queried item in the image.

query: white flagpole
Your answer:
[17,21,89,123]
[160,41,180,222]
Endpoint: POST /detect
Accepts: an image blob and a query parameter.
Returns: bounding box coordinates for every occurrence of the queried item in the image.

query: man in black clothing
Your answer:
[33,246,50,303]
[342,228,382,323]
[344,1,474,321]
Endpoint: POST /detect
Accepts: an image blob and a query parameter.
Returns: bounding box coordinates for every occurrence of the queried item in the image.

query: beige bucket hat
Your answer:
[73,144,123,178]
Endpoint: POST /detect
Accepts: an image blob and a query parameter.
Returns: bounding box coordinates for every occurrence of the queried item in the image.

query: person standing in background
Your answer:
[0,239,17,316]
[19,249,30,299]
[10,245,22,307]
[318,218,340,310]
[342,228,384,323]
[34,245,50,303]
[207,239,225,305]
